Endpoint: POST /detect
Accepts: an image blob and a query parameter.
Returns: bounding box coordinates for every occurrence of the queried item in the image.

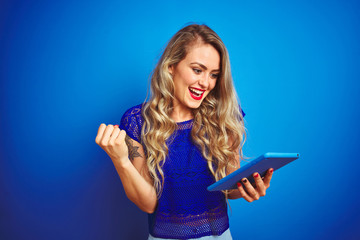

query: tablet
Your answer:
[207,152,299,191]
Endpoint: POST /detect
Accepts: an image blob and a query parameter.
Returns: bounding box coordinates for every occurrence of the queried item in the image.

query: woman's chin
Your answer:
[187,100,203,109]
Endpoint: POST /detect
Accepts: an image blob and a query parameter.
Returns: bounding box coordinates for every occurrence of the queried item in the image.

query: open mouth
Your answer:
[189,87,205,100]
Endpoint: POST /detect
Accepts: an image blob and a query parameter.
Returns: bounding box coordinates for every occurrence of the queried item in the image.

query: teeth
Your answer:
[189,88,204,95]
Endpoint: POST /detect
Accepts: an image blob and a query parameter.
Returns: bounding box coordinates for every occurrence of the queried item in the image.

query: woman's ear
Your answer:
[168,65,173,75]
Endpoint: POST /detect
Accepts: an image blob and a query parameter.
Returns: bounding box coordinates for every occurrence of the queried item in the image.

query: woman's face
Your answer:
[169,43,220,111]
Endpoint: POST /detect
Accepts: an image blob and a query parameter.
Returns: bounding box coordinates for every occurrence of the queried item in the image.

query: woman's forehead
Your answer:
[183,43,220,70]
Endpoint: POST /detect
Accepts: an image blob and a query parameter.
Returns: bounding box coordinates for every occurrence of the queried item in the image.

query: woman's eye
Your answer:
[211,73,219,79]
[193,68,202,74]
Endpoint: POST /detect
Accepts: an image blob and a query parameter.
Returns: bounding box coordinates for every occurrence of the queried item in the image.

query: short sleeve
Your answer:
[119,104,144,143]
[239,104,245,119]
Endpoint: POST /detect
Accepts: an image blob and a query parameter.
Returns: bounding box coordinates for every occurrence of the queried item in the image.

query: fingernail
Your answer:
[242,178,247,183]
[114,125,119,128]
[254,173,259,178]
[269,168,273,173]
[237,182,242,187]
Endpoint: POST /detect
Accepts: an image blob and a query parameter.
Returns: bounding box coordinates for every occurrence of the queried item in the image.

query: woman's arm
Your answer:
[95,124,157,213]
[226,150,243,199]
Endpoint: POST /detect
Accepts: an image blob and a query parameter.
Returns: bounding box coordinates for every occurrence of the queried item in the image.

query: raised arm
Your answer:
[95,124,157,213]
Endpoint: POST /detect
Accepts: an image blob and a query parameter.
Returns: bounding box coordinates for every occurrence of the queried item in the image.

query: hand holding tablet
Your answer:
[207,152,299,191]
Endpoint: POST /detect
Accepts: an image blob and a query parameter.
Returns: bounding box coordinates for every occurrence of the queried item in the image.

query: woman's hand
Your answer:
[95,124,129,166]
[236,168,274,202]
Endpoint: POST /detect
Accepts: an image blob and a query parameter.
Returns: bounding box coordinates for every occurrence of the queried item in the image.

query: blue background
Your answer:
[1,0,359,239]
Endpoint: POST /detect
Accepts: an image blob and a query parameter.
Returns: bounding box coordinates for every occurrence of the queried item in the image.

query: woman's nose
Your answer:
[198,74,210,88]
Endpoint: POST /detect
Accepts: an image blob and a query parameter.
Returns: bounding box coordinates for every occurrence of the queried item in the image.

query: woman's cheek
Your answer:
[188,73,197,84]
[210,81,217,90]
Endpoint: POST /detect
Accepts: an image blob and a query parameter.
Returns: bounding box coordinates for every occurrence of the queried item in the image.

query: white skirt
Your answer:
[148,228,232,240]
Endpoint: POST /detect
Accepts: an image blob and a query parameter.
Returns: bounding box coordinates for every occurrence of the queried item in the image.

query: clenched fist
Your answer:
[95,124,130,166]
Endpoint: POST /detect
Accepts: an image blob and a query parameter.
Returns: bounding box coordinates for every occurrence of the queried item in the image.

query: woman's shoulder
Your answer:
[122,103,144,118]
[120,103,146,125]
[120,103,145,142]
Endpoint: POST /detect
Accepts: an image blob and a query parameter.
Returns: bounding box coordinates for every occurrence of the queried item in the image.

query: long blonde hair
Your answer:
[141,24,245,198]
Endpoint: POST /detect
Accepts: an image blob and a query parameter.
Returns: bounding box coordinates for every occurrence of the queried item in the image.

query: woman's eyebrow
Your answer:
[190,62,220,72]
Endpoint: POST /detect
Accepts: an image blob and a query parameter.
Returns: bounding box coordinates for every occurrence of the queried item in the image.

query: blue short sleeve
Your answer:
[241,108,245,118]
[239,105,245,118]
[119,104,144,143]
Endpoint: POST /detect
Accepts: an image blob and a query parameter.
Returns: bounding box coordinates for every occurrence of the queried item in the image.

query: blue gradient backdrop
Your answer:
[1,0,359,239]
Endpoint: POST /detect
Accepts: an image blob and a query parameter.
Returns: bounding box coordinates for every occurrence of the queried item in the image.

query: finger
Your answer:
[95,123,106,144]
[253,172,266,196]
[237,183,254,202]
[241,178,259,200]
[263,168,274,188]
[100,125,114,146]
[115,130,127,145]
[109,126,121,145]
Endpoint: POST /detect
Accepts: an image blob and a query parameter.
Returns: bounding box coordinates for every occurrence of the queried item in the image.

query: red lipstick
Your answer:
[188,87,205,100]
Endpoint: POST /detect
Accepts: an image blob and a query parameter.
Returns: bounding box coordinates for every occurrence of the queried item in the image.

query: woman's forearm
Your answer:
[113,158,158,213]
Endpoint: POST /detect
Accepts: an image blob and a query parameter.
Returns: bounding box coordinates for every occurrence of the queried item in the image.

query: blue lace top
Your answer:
[120,104,231,239]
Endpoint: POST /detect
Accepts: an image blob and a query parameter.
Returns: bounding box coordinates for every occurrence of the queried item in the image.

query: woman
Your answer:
[95,24,273,240]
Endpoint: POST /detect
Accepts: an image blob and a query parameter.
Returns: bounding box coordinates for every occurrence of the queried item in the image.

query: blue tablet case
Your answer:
[207,152,299,191]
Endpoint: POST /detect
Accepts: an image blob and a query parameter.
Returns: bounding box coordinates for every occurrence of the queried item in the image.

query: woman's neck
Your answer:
[171,103,194,123]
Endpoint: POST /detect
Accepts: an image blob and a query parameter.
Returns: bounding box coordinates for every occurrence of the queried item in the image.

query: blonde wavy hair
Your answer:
[141,24,245,198]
